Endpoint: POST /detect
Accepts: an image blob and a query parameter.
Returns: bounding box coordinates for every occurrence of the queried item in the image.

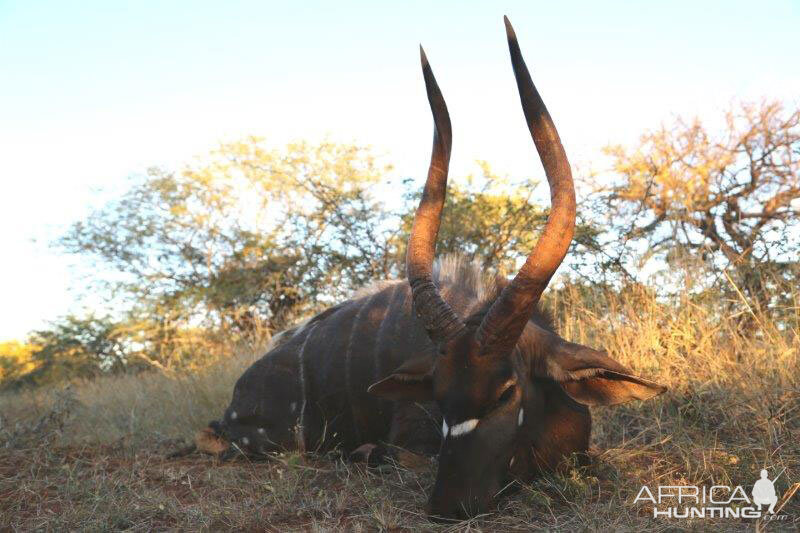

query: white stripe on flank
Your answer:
[297,323,318,452]
[442,420,449,437]
[518,408,524,427]
[448,418,479,437]
[373,282,402,383]
[346,295,375,442]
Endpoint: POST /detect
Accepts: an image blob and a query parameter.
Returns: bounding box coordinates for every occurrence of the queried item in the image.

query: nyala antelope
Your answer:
[194,17,666,519]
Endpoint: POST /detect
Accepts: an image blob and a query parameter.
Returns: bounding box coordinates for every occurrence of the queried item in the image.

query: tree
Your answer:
[56,138,575,373]
[591,100,800,315]
[3,315,128,388]
[0,340,39,385]
[398,162,547,275]
[59,138,397,348]
[397,161,599,277]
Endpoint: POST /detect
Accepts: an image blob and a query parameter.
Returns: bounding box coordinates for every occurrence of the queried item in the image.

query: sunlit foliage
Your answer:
[0,340,40,383]
[32,139,555,382]
[5,100,797,388]
[589,100,800,321]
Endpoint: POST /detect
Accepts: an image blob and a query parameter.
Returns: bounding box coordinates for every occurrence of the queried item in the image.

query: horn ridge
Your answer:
[475,17,576,355]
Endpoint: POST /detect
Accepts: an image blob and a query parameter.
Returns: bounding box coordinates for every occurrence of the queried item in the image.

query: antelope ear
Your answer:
[537,342,666,406]
[367,356,434,402]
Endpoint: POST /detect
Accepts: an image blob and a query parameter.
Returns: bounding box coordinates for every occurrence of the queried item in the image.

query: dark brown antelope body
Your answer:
[209,261,499,451]
[210,260,564,450]
[201,17,666,520]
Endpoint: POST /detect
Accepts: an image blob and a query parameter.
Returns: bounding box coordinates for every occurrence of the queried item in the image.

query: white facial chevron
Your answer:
[443,418,479,438]
[442,407,521,440]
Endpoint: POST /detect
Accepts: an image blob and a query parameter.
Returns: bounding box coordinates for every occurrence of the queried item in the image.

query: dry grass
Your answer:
[1,286,798,531]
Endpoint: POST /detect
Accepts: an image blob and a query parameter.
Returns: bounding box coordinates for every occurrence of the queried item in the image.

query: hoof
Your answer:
[349,443,388,467]
[195,427,230,455]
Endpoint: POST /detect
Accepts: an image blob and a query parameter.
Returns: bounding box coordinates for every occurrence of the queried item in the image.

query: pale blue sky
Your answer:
[1,1,798,340]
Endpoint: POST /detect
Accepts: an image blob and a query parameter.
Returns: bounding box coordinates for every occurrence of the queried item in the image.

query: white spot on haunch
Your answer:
[258,428,266,435]
[241,437,249,446]
[518,408,524,427]
[442,420,449,437]
[449,418,479,438]
[230,411,237,420]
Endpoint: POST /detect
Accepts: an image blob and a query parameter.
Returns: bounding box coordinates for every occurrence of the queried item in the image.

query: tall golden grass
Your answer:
[1,281,798,530]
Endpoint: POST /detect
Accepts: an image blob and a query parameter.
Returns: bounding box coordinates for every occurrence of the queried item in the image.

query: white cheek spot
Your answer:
[230,410,237,420]
[449,418,479,438]
[257,428,266,435]
[442,420,449,437]
[290,402,297,413]
[241,436,249,446]
[518,408,524,427]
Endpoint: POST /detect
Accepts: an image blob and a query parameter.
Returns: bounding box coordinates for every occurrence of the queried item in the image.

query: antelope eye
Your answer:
[498,384,516,405]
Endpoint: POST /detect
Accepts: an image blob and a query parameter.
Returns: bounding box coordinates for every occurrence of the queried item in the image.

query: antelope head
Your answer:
[369,17,666,520]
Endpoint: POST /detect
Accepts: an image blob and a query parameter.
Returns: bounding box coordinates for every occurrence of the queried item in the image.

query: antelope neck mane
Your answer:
[271,255,555,352]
